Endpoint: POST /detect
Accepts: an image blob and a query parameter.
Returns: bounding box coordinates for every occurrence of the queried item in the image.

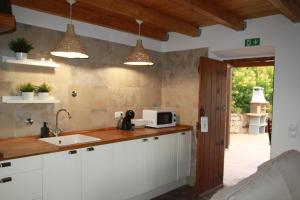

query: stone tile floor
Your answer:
[224,133,270,186]
[153,133,270,200]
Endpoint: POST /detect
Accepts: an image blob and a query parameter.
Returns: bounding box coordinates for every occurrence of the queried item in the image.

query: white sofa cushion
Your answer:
[210,150,300,200]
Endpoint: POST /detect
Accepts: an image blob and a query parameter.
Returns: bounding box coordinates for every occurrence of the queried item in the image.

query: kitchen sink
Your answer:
[39,134,101,146]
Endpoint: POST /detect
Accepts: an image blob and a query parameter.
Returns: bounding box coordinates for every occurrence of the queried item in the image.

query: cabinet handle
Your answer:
[0,177,12,183]
[0,162,11,168]
[142,138,148,142]
[181,132,186,135]
[87,147,94,152]
[153,136,159,140]
[68,150,77,155]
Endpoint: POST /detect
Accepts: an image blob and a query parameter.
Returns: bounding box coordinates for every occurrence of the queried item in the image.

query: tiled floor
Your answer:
[224,133,270,186]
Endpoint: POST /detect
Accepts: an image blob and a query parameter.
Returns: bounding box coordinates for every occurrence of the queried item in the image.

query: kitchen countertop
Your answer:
[0,125,192,161]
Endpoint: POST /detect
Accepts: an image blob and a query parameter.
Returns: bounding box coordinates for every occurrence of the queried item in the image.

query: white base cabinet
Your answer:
[82,144,115,200]
[1,131,192,200]
[0,156,42,200]
[43,150,82,200]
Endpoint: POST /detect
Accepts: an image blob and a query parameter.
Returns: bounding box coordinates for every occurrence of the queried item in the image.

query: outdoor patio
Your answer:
[223,133,270,186]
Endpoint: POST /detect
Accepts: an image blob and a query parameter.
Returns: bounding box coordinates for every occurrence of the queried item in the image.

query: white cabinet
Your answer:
[113,138,152,200]
[0,156,42,200]
[177,131,192,179]
[82,145,115,200]
[151,134,178,190]
[4,131,192,200]
[43,149,82,200]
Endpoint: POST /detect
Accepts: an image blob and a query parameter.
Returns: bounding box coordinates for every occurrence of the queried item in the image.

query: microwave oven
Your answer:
[142,109,176,128]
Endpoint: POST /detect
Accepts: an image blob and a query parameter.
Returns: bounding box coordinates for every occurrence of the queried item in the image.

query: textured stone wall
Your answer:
[0,23,208,185]
[161,48,209,185]
[0,23,162,138]
[230,114,249,134]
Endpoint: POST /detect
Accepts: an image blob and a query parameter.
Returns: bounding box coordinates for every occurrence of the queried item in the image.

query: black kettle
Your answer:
[121,110,135,130]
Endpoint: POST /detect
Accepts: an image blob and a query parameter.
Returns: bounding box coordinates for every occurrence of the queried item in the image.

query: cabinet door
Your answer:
[43,150,82,200]
[0,170,42,200]
[82,144,115,200]
[113,138,152,200]
[151,134,178,189]
[177,131,192,179]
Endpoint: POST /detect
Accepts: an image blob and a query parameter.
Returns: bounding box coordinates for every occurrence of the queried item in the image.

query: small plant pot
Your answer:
[38,92,49,100]
[16,52,28,60]
[22,92,34,100]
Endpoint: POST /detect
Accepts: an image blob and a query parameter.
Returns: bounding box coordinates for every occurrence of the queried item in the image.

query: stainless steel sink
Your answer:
[39,134,101,146]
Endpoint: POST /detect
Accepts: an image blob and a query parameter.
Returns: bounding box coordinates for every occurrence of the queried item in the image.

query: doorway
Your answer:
[223,57,274,186]
[195,56,275,195]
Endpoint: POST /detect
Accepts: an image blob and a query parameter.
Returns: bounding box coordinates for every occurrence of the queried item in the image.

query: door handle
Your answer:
[86,147,94,152]
[0,162,11,168]
[181,132,186,135]
[142,138,148,142]
[216,140,225,145]
[0,177,12,183]
[68,150,77,155]
[200,107,205,117]
[153,136,159,140]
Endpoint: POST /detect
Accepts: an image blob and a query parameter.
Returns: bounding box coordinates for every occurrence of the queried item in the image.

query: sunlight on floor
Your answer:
[224,133,270,186]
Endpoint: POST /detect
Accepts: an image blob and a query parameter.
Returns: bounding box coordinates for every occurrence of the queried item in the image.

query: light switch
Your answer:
[201,116,208,133]
[288,123,297,138]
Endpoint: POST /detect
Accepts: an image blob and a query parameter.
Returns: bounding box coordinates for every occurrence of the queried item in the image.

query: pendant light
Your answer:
[50,0,88,59]
[124,20,153,66]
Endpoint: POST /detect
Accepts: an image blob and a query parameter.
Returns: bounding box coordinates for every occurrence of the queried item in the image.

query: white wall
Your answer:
[11,5,300,157]
[12,5,162,52]
[163,15,300,157]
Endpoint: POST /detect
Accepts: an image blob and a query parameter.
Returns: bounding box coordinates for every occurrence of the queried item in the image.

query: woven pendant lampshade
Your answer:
[51,24,88,58]
[124,40,153,65]
[50,0,88,59]
[124,20,153,66]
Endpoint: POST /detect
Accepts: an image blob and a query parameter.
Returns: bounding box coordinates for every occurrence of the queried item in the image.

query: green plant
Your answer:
[231,66,274,114]
[17,83,36,93]
[8,38,34,53]
[37,83,52,93]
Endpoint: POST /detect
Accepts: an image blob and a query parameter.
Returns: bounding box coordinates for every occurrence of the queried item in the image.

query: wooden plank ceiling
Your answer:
[11,0,299,41]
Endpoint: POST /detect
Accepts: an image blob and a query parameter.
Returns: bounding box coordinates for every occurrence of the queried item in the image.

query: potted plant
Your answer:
[37,83,52,100]
[17,83,36,100]
[8,37,34,60]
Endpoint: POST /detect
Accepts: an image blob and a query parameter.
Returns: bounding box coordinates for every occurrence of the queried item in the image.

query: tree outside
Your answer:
[231,66,274,114]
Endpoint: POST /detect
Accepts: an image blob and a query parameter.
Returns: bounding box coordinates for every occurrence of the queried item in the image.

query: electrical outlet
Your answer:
[115,111,124,119]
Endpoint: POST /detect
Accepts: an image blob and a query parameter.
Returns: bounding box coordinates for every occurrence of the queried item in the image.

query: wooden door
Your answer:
[195,57,229,196]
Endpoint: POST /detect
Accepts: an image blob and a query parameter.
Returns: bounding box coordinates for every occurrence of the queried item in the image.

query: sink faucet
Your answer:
[50,109,72,137]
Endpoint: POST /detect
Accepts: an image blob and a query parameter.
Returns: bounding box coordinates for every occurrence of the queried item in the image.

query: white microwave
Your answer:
[142,109,176,128]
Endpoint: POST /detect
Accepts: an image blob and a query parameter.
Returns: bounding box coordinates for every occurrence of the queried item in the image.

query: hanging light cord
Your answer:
[69,2,73,24]
[136,19,143,39]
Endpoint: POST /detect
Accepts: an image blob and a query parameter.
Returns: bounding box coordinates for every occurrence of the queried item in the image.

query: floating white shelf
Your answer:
[2,96,60,104]
[2,56,60,68]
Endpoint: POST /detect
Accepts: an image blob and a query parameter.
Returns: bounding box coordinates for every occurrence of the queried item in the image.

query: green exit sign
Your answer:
[245,38,261,47]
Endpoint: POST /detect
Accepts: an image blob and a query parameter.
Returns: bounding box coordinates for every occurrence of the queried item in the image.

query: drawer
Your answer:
[0,170,42,200]
[0,155,42,176]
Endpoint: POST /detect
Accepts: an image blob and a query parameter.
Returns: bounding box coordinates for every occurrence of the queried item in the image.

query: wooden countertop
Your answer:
[0,125,192,161]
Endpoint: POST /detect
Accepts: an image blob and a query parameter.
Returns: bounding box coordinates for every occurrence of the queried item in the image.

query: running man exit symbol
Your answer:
[245,38,261,47]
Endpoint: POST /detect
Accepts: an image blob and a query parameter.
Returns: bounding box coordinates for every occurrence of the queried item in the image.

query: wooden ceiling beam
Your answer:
[77,0,201,37]
[11,0,168,41]
[267,0,300,22]
[175,0,245,31]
